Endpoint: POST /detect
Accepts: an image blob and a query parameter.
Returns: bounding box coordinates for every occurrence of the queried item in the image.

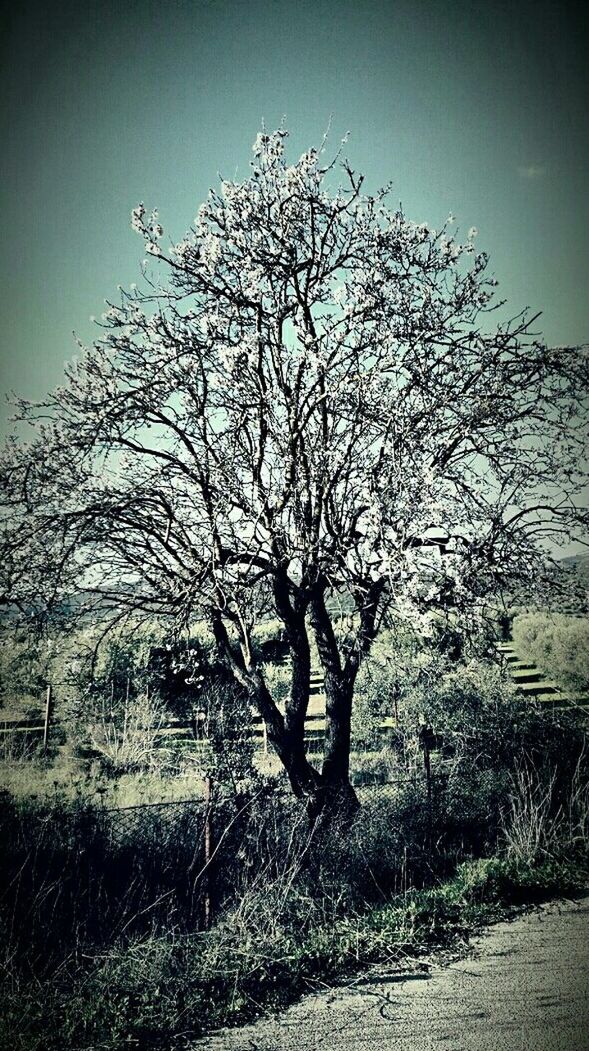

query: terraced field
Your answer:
[2,644,586,762]
[497,641,589,717]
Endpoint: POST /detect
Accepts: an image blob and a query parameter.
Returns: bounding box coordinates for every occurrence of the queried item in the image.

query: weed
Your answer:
[502,750,589,866]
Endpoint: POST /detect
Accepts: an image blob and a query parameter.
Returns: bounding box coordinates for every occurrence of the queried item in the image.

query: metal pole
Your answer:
[43,684,53,754]
[204,773,212,929]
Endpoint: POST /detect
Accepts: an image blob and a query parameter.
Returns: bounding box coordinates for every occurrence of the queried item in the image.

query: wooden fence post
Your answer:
[43,684,53,754]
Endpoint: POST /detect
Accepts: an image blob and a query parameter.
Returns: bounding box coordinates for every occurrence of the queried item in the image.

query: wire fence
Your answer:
[0,763,443,966]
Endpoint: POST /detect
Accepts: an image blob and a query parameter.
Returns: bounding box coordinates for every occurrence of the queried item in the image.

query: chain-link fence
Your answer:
[0,783,316,974]
[0,794,210,974]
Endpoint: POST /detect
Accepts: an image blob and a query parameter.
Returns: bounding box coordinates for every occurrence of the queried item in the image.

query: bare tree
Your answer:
[1,127,587,816]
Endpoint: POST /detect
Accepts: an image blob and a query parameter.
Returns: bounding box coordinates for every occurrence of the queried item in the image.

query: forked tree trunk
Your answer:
[307,587,362,823]
[212,599,361,824]
[252,659,359,824]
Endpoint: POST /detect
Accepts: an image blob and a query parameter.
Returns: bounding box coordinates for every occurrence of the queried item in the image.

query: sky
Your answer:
[0,0,588,423]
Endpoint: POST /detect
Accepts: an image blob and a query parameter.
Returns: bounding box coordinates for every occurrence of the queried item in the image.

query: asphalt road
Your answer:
[195,895,589,1051]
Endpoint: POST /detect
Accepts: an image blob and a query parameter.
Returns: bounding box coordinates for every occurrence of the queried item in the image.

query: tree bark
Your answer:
[211,607,321,802]
[322,671,355,786]
[308,582,360,820]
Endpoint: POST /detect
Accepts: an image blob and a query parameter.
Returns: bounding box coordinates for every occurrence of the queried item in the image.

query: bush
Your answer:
[0,630,47,710]
[192,678,258,788]
[88,689,169,775]
[352,633,447,751]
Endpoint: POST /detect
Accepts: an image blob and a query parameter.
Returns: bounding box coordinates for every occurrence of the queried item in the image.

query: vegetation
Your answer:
[1,750,587,1050]
[1,629,587,1049]
[1,127,588,816]
[4,857,587,1051]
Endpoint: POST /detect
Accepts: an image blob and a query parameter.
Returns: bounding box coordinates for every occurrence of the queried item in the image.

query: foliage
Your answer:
[87,688,169,775]
[192,677,258,789]
[354,633,521,754]
[0,629,48,709]
[1,681,587,1049]
[352,628,447,749]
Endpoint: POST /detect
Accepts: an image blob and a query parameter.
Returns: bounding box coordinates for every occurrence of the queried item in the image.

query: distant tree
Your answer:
[1,127,587,817]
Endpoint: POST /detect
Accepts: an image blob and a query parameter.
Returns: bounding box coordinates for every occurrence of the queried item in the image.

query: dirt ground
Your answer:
[194,895,589,1051]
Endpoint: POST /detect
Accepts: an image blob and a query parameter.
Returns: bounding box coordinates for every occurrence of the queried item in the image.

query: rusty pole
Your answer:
[42,684,53,754]
[204,775,212,929]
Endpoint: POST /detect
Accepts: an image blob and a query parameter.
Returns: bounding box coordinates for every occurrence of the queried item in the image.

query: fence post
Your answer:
[423,735,432,809]
[43,684,53,754]
[204,775,212,929]
[419,721,433,851]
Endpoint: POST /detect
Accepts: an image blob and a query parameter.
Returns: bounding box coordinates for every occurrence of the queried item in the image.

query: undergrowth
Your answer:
[1,696,586,1050]
[1,854,586,1051]
[1,770,587,1051]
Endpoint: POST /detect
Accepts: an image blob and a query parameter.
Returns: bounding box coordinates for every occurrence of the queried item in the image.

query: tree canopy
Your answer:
[1,127,587,812]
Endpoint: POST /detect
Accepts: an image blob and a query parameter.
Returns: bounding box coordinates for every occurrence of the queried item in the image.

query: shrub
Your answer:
[88,689,169,775]
[192,678,258,789]
[352,634,447,751]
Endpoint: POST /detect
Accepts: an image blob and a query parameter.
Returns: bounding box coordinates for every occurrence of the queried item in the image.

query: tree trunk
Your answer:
[305,776,359,827]
[245,667,321,801]
[322,671,354,784]
[212,597,359,824]
[306,584,361,821]
[253,658,357,824]
[269,572,324,801]
[315,671,360,823]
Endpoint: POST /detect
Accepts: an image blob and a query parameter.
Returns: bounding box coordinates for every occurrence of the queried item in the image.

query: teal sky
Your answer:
[0,0,588,423]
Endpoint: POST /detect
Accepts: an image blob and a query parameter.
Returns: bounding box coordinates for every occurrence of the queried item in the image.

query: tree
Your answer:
[1,127,587,817]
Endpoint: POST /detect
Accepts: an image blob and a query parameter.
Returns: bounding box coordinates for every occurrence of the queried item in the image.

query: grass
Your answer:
[0,749,207,807]
[1,760,587,1051]
[1,853,586,1051]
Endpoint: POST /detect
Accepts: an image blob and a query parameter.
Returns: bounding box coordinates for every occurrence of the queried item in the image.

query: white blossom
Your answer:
[131,203,145,233]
